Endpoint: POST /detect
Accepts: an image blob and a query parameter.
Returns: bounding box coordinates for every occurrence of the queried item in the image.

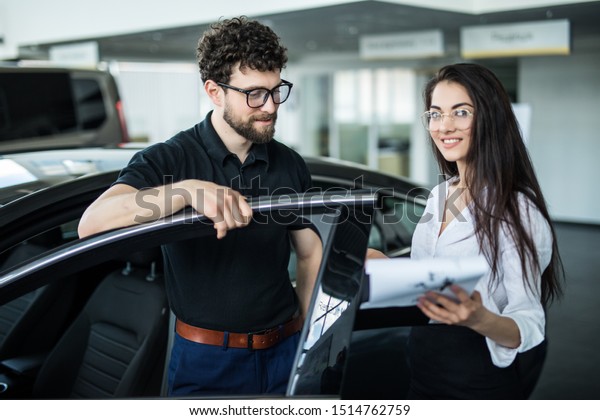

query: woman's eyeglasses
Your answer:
[421,109,473,131]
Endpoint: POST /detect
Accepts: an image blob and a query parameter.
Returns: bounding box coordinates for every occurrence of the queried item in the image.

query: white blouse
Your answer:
[410,180,553,367]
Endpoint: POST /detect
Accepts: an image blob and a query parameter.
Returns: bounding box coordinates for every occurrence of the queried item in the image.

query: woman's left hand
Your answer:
[416,284,522,348]
[416,284,487,328]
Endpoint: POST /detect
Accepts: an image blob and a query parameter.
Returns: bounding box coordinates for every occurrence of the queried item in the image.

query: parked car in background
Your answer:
[0,65,128,154]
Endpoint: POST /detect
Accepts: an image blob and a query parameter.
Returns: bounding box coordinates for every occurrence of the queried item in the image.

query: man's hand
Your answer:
[78,180,252,239]
[187,180,253,239]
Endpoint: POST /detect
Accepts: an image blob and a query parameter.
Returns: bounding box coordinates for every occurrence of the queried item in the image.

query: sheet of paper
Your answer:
[361,256,489,309]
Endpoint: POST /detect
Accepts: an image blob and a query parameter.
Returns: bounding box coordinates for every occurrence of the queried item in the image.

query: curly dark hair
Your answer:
[196,16,288,83]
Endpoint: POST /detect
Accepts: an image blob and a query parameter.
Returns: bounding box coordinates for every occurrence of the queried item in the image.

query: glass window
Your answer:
[330,68,417,177]
[0,72,78,142]
[382,195,425,238]
[72,78,107,129]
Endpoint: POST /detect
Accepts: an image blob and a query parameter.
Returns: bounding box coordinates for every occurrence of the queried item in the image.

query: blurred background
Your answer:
[1,0,599,225]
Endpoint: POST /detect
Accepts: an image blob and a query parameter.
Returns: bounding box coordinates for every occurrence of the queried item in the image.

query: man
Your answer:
[78,16,322,396]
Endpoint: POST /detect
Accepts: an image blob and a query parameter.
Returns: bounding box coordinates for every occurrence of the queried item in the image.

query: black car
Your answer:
[0,147,429,253]
[0,147,431,399]
[0,147,550,399]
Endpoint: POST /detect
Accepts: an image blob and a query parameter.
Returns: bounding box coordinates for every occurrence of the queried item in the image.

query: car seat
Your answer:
[0,228,74,362]
[31,247,168,398]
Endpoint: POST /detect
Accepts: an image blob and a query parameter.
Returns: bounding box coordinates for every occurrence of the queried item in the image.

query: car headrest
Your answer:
[118,247,163,281]
[121,247,163,267]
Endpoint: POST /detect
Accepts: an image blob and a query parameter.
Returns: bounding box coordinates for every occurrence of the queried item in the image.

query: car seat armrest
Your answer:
[1,354,45,377]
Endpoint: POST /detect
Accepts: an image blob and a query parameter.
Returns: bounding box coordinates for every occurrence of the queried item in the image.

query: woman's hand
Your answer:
[366,248,387,259]
[416,284,521,348]
[416,284,487,328]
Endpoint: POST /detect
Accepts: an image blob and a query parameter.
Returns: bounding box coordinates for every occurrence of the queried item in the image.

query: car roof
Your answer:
[304,155,428,197]
[1,147,428,205]
[0,64,112,75]
[0,146,138,204]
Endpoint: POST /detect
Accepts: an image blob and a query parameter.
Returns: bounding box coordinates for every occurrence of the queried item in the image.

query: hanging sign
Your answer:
[461,19,570,59]
[49,41,99,67]
[360,29,444,60]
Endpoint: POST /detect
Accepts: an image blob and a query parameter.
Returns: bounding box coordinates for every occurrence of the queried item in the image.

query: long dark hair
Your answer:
[423,63,563,305]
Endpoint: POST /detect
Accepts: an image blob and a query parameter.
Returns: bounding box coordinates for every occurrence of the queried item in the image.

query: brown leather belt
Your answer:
[176,316,303,350]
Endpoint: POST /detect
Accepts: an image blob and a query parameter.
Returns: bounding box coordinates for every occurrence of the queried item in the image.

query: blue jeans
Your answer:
[167,331,300,397]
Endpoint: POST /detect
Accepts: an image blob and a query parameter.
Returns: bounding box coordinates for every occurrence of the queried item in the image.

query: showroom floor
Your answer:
[529,222,600,400]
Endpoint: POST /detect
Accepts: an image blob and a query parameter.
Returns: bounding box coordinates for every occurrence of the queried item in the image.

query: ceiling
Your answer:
[18,1,600,63]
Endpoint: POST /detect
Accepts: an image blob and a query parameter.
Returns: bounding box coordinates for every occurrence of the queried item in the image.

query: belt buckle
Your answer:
[247,327,269,351]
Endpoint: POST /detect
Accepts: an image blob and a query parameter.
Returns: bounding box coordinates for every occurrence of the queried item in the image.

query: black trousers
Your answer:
[407,324,525,399]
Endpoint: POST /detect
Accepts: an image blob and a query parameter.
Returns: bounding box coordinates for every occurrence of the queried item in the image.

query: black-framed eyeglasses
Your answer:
[217,79,293,108]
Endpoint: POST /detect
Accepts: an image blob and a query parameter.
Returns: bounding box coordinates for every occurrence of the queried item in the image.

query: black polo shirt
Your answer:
[114,112,312,332]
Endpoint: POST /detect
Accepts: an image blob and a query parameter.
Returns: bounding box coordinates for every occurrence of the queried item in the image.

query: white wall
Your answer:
[112,62,205,144]
[519,52,600,224]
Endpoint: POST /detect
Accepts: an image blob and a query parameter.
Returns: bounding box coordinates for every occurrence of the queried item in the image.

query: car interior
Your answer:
[0,233,168,398]
[31,246,167,398]
[0,228,77,366]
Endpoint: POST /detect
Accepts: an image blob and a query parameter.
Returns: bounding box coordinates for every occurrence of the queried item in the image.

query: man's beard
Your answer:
[223,104,277,145]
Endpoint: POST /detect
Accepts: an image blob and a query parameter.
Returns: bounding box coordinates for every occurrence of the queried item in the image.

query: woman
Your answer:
[408,63,563,399]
